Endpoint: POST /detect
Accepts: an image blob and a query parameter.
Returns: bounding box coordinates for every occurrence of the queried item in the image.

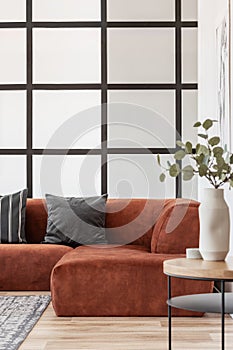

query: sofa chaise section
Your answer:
[50,198,213,316]
[51,245,212,316]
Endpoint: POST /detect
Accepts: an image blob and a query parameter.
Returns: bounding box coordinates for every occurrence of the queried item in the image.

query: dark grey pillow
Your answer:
[43,194,107,247]
[0,189,28,243]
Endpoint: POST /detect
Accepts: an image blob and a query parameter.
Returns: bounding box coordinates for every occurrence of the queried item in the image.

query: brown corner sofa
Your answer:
[0,198,213,316]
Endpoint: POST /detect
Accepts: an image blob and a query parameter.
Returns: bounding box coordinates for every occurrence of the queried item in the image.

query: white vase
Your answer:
[199,188,230,261]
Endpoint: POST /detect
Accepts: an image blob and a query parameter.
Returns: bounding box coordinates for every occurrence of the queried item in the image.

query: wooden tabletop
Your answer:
[163,258,233,280]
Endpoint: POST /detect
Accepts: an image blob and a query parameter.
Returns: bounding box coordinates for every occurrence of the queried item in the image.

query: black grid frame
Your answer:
[0,0,198,198]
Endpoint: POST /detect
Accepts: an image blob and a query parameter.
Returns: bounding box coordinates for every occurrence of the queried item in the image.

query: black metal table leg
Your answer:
[221,280,225,350]
[168,276,172,350]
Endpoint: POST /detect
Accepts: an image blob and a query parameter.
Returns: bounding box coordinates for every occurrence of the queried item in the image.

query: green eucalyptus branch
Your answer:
[157,118,233,189]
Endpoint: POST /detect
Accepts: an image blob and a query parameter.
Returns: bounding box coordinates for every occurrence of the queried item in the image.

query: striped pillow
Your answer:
[0,189,28,243]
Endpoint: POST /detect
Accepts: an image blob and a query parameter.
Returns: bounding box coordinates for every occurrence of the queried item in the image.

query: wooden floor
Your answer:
[1,292,233,350]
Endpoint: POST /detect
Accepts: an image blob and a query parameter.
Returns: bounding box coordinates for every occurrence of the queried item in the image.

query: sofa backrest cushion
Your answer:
[105,199,166,249]
[25,198,200,252]
[151,199,200,254]
[25,198,167,247]
[25,199,47,243]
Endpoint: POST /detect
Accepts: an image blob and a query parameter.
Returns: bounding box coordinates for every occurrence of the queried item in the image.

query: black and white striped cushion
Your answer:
[0,189,28,243]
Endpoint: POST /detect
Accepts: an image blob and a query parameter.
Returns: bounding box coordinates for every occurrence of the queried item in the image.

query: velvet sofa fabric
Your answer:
[25,198,168,246]
[51,245,213,317]
[151,199,200,254]
[1,197,213,317]
[25,198,47,243]
[0,244,72,290]
[25,198,199,250]
[105,199,167,248]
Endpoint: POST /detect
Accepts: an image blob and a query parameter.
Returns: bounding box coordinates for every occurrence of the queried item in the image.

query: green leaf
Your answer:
[193,121,202,127]
[196,143,201,153]
[157,154,161,166]
[216,156,225,167]
[198,133,208,139]
[185,141,192,154]
[169,163,180,177]
[213,147,224,157]
[221,173,227,181]
[216,168,223,177]
[230,154,233,164]
[159,173,166,182]
[176,140,185,148]
[208,136,220,147]
[183,172,194,181]
[199,164,208,177]
[203,119,213,130]
[223,163,231,172]
[174,150,186,160]
[199,145,209,156]
[182,165,194,181]
[230,179,233,187]
[183,165,194,172]
[196,154,205,165]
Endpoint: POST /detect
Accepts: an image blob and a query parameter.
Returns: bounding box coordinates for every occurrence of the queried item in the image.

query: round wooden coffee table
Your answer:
[163,258,233,350]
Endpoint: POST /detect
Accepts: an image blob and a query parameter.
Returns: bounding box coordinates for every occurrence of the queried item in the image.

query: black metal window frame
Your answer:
[0,0,197,198]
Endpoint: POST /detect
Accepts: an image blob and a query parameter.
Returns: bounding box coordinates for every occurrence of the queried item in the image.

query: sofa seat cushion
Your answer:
[0,244,72,291]
[51,245,213,316]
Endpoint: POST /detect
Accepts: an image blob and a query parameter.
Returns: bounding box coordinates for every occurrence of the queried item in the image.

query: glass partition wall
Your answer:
[0,0,197,198]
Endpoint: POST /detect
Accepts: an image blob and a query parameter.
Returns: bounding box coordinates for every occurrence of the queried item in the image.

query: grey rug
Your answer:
[0,295,51,350]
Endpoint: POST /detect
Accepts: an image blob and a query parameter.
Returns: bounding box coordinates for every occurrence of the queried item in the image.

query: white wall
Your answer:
[198,0,229,122]
[198,0,233,255]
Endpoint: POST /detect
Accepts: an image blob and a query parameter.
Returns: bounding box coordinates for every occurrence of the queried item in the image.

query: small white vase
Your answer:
[199,188,230,261]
